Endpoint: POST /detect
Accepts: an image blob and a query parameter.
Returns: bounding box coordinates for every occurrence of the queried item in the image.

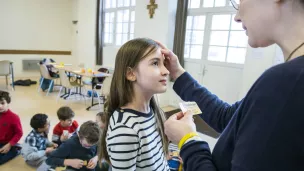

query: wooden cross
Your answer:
[147,0,158,18]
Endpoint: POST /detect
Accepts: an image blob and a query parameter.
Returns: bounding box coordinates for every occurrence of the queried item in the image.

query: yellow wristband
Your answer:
[178,132,199,150]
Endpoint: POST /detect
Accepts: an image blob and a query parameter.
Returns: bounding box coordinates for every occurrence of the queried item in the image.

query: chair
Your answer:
[38,64,59,96]
[99,75,112,102]
[57,69,86,103]
[82,68,110,109]
[82,67,109,86]
[0,60,13,90]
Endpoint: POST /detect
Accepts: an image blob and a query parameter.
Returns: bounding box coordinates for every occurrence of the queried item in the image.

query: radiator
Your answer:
[22,59,41,71]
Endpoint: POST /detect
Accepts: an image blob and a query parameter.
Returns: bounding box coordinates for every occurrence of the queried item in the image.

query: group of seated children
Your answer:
[21,106,109,171]
[0,90,109,171]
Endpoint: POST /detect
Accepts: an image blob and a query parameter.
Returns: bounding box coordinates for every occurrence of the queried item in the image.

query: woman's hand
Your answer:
[164,111,197,144]
[156,41,186,81]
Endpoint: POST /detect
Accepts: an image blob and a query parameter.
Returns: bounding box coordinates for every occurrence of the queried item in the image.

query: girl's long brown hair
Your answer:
[98,38,169,164]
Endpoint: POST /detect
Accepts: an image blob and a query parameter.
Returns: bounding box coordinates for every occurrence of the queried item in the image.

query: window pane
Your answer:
[190,0,200,8]
[105,13,110,22]
[208,46,226,62]
[117,11,123,22]
[192,31,204,44]
[123,10,130,22]
[210,31,229,46]
[190,45,202,59]
[184,45,190,58]
[122,34,128,44]
[130,34,134,39]
[203,0,214,7]
[117,0,124,7]
[185,31,192,44]
[231,15,243,30]
[110,12,115,22]
[187,16,193,29]
[105,0,111,8]
[131,11,135,22]
[131,0,136,6]
[116,34,122,45]
[109,33,113,43]
[211,15,231,30]
[227,47,246,64]
[109,23,113,33]
[123,23,129,33]
[112,0,116,8]
[104,33,109,43]
[105,23,110,33]
[130,23,134,33]
[124,0,130,7]
[215,0,226,7]
[193,16,206,30]
[117,23,122,33]
[229,31,248,47]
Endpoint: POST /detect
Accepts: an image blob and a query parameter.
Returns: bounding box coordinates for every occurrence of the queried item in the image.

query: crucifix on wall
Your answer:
[147,0,158,18]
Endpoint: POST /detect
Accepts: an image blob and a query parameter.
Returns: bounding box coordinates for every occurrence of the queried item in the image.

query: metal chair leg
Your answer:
[46,80,54,96]
[38,78,44,92]
[95,90,102,109]
[57,86,63,103]
[5,76,8,89]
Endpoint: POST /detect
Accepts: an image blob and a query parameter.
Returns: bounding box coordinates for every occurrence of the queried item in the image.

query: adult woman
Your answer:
[163,0,304,170]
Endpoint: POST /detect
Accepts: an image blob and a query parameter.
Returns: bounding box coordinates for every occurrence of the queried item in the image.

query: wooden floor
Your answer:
[0,78,102,171]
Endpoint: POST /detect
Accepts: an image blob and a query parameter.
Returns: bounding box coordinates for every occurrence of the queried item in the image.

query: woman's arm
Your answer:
[174,72,242,133]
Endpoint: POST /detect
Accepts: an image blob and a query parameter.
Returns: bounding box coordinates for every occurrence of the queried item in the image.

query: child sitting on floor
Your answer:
[45,121,101,171]
[52,106,79,146]
[0,91,23,165]
[21,113,57,168]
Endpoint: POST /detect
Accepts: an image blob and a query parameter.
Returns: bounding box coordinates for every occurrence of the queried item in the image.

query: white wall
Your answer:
[0,0,74,77]
[75,0,97,69]
[239,45,284,98]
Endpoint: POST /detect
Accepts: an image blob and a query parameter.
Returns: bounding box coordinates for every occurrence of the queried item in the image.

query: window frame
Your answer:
[185,0,248,67]
[103,0,135,46]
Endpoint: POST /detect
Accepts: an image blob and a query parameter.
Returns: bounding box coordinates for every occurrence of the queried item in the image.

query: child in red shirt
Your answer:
[52,106,79,146]
[0,91,23,165]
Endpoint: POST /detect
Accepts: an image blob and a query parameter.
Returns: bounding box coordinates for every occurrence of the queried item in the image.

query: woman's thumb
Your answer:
[181,111,194,121]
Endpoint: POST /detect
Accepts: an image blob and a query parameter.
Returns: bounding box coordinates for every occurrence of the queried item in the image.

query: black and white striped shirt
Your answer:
[106,108,170,171]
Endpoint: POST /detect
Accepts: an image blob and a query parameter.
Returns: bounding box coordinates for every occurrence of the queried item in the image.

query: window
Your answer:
[104,0,135,46]
[184,16,206,59]
[188,0,233,8]
[185,0,248,64]
[208,14,247,64]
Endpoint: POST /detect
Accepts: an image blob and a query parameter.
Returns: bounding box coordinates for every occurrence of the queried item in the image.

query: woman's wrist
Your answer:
[178,132,199,149]
[172,67,186,81]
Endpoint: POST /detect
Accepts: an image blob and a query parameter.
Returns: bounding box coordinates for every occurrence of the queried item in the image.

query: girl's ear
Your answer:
[126,67,136,81]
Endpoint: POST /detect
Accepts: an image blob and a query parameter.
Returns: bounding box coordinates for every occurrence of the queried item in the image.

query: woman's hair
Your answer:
[98,38,169,164]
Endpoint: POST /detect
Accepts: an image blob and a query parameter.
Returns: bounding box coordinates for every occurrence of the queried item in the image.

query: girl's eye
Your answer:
[152,61,159,66]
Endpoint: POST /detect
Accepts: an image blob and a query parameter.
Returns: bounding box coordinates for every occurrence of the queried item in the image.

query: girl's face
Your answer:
[129,48,170,96]
[96,116,105,129]
[234,0,279,48]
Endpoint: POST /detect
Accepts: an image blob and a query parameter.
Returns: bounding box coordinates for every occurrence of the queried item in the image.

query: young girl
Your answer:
[99,38,170,171]
[96,112,106,129]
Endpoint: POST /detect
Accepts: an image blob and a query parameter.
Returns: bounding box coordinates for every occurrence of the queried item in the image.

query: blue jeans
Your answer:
[0,143,20,165]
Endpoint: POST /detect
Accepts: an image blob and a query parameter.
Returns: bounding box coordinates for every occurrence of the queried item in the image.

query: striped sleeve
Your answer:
[107,123,139,171]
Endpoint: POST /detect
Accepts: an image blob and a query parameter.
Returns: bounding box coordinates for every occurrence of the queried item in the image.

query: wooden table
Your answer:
[55,65,111,110]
